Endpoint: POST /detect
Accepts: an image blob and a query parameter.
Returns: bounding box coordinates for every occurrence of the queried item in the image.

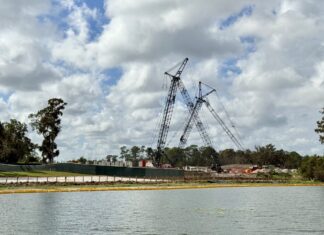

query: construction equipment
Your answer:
[154,58,243,169]
[154,58,188,166]
[179,81,244,151]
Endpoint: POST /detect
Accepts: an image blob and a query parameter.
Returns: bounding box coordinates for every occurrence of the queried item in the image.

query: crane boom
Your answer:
[156,78,178,149]
[177,80,213,148]
[155,58,188,166]
[179,100,203,148]
[179,81,244,150]
[204,99,244,150]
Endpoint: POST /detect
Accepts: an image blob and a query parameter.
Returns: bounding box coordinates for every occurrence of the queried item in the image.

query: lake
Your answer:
[0,186,324,234]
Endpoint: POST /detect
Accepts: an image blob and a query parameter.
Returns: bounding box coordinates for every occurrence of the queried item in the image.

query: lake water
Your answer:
[0,186,324,234]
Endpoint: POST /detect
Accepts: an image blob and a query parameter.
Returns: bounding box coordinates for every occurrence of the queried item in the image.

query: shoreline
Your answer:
[1,182,324,195]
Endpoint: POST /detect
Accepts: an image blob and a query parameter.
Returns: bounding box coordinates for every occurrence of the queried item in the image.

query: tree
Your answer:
[78,156,87,164]
[106,154,118,162]
[315,108,324,144]
[254,144,277,166]
[200,146,219,169]
[145,147,154,160]
[219,149,236,165]
[165,147,186,167]
[300,156,324,181]
[130,146,140,161]
[0,119,37,163]
[120,146,131,161]
[139,145,146,159]
[184,145,200,166]
[29,98,67,163]
[283,151,302,169]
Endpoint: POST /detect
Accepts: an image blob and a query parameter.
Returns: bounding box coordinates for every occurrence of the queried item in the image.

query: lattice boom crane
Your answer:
[179,81,244,151]
[154,58,188,166]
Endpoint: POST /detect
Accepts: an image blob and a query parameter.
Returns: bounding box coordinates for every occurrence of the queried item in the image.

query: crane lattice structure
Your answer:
[155,58,214,166]
[154,58,188,166]
[179,81,244,151]
[154,58,243,168]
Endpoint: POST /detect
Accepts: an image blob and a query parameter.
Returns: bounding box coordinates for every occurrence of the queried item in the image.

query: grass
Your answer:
[0,170,90,177]
[0,182,324,194]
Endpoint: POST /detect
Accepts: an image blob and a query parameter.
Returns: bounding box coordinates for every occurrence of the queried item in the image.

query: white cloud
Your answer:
[0,0,324,161]
[0,0,59,91]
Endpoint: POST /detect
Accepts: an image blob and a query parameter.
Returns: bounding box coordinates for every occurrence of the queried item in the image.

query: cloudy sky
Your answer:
[1,0,323,161]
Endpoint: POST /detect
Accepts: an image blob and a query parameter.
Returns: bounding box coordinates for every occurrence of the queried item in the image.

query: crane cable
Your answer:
[201,81,244,148]
[212,91,244,148]
[165,60,183,74]
[150,73,169,147]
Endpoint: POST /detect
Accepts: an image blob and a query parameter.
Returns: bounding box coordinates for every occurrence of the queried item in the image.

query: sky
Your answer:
[0,0,324,161]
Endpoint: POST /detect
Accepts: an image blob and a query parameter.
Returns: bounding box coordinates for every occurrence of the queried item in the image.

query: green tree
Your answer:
[200,146,219,168]
[185,145,200,166]
[120,146,131,161]
[139,145,146,159]
[78,156,87,164]
[283,151,302,169]
[300,156,324,181]
[145,147,154,160]
[29,98,67,163]
[315,108,324,144]
[130,146,140,161]
[253,144,277,166]
[0,119,36,163]
[106,154,118,162]
[164,147,186,167]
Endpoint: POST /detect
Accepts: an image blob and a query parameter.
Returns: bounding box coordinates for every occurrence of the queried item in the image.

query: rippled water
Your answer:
[0,186,324,234]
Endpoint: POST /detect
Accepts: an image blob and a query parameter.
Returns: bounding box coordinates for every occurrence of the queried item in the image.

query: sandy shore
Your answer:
[1,182,323,195]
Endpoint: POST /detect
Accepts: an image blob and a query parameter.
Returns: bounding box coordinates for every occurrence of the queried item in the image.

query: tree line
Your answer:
[117,144,303,168]
[115,144,323,181]
[0,98,66,164]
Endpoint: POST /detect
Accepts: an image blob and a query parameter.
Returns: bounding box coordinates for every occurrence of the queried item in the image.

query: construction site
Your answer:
[152,57,244,171]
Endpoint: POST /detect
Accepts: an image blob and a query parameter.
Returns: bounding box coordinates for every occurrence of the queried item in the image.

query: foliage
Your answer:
[218,144,302,169]
[120,146,155,162]
[120,146,131,161]
[106,155,118,162]
[315,108,324,144]
[299,156,324,181]
[78,156,87,164]
[68,156,88,164]
[256,171,292,179]
[29,98,67,163]
[145,147,154,160]
[118,144,304,169]
[0,119,37,164]
[130,146,141,160]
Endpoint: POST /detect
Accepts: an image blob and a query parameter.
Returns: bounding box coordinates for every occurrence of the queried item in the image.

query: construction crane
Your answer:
[179,81,215,148]
[154,59,241,169]
[154,58,188,167]
[177,81,221,170]
[179,81,244,151]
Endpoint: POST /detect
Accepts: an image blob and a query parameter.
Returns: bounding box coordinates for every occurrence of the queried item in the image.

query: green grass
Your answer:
[0,170,91,177]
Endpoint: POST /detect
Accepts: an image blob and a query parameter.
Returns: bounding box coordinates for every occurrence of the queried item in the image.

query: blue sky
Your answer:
[220,5,254,30]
